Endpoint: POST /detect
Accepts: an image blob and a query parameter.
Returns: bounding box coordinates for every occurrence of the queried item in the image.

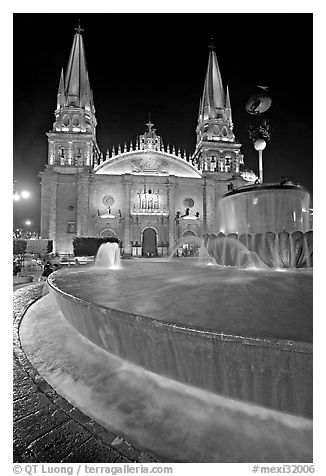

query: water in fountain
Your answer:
[203,235,268,268]
[169,235,203,259]
[48,261,312,419]
[94,241,121,269]
[203,231,312,269]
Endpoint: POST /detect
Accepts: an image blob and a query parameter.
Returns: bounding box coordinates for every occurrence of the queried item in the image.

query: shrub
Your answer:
[26,239,53,257]
[13,239,27,257]
[73,236,119,257]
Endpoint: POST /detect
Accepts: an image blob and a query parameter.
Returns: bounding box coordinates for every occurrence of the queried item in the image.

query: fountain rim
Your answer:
[223,182,309,199]
[47,269,312,353]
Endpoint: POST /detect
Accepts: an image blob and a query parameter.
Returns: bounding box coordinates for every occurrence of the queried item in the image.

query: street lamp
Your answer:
[254,138,267,183]
[21,190,30,199]
[13,181,31,201]
[246,87,272,184]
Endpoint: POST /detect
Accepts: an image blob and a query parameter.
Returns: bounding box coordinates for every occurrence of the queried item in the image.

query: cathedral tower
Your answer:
[192,45,244,174]
[40,25,100,253]
[46,25,100,168]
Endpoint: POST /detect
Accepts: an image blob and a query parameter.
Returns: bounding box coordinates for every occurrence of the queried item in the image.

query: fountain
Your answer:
[94,238,121,269]
[209,183,313,268]
[41,175,312,461]
[48,257,312,414]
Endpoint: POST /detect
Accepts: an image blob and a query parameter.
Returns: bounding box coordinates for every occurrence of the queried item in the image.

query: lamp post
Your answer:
[246,87,272,184]
[13,181,30,201]
[254,138,267,183]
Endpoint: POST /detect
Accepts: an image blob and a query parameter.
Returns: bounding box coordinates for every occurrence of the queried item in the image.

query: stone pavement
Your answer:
[13,283,161,463]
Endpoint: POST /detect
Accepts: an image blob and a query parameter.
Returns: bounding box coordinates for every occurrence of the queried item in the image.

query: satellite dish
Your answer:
[245,93,272,115]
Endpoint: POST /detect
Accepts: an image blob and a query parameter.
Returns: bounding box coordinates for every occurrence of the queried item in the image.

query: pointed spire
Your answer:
[178,148,181,158]
[130,140,133,151]
[57,68,66,108]
[106,148,109,160]
[172,145,176,155]
[65,25,92,108]
[225,85,231,109]
[200,47,225,117]
[167,144,170,153]
[118,144,121,154]
[225,85,233,124]
[111,146,116,157]
[123,142,127,152]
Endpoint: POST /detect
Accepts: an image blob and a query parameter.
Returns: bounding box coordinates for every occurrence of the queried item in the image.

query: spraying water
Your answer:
[94,242,121,269]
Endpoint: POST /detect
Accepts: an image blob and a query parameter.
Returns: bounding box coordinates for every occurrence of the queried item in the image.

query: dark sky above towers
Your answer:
[13,13,312,232]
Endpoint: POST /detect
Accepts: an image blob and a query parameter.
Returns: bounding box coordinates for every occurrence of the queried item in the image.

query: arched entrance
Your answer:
[99,228,117,238]
[142,228,157,257]
[180,230,201,257]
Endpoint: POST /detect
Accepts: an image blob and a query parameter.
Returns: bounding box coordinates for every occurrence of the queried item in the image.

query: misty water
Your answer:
[51,261,312,343]
[20,293,312,462]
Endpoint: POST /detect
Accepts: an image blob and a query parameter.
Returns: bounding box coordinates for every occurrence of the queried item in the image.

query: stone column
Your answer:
[167,176,177,253]
[76,172,91,236]
[202,180,207,235]
[39,171,57,251]
[123,174,132,256]
[205,179,216,234]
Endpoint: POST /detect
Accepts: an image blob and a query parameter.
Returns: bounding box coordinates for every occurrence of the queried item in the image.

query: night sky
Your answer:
[13,13,312,233]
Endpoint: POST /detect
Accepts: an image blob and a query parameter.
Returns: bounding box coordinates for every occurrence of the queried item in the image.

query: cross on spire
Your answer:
[146,120,154,131]
[75,20,84,34]
[208,37,215,51]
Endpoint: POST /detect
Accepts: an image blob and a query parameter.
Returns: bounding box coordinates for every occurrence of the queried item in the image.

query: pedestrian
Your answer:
[13,261,21,276]
[40,263,53,281]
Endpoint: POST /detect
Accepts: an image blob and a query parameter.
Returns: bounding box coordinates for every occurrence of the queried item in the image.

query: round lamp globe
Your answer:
[254,139,267,151]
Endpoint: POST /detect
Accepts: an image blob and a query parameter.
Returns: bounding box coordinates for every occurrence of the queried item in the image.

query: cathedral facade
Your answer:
[39,29,256,256]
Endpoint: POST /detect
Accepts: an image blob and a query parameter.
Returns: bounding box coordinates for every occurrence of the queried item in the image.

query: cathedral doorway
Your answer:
[180,230,200,257]
[99,228,117,238]
[142,228,157,257]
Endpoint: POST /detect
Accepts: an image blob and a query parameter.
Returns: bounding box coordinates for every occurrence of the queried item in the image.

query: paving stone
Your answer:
[14,406,69,450]
[52,395,74,413]
[13,445,39,463]
[13,392,53,422]
[69,406,94,425]
[111,437,143,462]
[28,419,92,462]
[83,420,117,445]
[13,285,160,464]
[13,368,38,400]
[62,438,123,463]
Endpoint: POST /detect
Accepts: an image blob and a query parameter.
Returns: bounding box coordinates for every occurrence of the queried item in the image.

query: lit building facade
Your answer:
[39,29,256,256]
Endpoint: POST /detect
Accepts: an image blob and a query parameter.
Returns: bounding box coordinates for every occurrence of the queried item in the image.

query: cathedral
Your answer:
[39,28,256,256]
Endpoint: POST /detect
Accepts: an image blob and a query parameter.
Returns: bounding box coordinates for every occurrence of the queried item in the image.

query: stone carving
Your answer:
[184,197,194,208]
[102,195,114,207]
[131,157,169,174]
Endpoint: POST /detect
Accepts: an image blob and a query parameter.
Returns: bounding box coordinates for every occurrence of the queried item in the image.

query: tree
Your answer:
[13,239,27,264]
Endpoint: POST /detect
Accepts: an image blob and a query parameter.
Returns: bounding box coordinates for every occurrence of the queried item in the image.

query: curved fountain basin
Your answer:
[48,262,312,418]
[216,183,311,235]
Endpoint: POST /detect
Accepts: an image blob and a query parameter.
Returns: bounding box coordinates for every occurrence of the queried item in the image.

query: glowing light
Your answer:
[25,220,32,226]
[13,192,20,201]
[21,190,30,199]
